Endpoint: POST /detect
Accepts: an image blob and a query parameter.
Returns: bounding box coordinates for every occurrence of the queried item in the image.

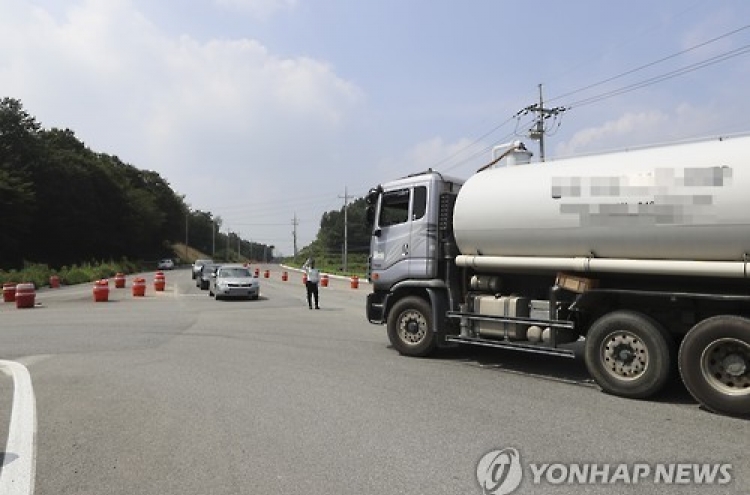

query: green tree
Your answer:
[0,98,42,266]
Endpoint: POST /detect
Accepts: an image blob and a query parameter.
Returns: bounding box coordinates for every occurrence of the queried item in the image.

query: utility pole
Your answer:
[292,213,299,259]
[339,186,352,273]
[212,219,216,257]
[516,84,567,162]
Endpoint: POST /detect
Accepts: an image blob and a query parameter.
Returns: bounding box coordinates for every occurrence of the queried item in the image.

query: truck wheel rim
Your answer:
[700,338,750,396]
[398,311,427,345]
[601,331,648,381]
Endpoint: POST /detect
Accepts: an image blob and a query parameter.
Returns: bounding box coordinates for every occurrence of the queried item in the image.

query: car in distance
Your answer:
[191,258,214,279]
[157,258,175,270]
[197,263,221,290]
[209,265,260,300]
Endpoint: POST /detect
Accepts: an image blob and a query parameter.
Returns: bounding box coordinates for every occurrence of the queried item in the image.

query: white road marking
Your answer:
[0,360,37,495]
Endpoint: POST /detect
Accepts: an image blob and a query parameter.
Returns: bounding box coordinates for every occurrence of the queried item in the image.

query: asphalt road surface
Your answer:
[1,265,748,495]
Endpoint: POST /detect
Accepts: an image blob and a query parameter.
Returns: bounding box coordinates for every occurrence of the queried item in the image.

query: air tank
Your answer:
[453,136,750,262]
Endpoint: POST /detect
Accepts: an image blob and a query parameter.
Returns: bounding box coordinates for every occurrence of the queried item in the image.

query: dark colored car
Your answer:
[192,259,214,279]
[197,263,221,290]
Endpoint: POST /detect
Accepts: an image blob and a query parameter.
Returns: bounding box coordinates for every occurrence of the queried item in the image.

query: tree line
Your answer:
[0,96,372,272]
[298,196,372,273]
[0,97,273,270]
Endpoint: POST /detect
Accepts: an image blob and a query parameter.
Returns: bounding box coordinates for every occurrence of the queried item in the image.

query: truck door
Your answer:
[371,188,412,285]
[371,185,432,285]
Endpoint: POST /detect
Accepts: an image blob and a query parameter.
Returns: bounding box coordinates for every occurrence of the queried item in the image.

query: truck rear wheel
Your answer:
[387,296,436,357]
[585,311,674,399]
[679,316,750,417]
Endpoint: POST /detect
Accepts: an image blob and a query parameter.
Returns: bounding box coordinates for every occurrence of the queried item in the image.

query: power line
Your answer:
[549,24,750,104]
[440,24,750,172]
[425,115,517,170]
[567,43,750,108]
[544,0,708,85]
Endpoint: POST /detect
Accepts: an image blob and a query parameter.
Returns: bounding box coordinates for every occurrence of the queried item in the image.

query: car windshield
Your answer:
[220,268,251,278]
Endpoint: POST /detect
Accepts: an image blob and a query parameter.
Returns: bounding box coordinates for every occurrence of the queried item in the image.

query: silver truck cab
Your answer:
[366,170,463,323]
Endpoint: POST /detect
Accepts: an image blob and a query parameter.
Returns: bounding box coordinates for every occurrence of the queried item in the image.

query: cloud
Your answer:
[213,0,297,19]
[553,102,732,158]
[0,0,363,251]
[554,111,669,156]
[375,136,486,180]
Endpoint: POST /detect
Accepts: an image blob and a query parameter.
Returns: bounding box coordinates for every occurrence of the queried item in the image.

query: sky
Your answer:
[2,0,750,257]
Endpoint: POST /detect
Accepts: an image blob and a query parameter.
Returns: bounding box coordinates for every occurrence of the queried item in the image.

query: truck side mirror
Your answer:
[366,185,381,228]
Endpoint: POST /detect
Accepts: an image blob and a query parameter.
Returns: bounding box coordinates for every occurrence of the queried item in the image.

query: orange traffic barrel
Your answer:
[50,275,61,288]
[3,282,17,302]
[154,271,166,291]
[93,279,110,302]
[282,271,288,282]
[114,273,126,288]
[254,268,259,277]
[350,275,359,289]
[320,274,329,287]
[132,277,146,297]
[302,273,308,284]
[15,283,35,309]
[264,269,270,279]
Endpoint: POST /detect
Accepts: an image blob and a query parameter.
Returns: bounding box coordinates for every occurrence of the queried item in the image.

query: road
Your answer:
[1,265,748,495]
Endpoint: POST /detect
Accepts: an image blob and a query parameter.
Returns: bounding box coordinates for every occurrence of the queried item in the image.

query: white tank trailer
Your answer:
[365,135,750,417]
[454,137,750,272]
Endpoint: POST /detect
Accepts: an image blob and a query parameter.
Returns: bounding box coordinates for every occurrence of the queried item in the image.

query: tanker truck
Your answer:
[364,135,750,416]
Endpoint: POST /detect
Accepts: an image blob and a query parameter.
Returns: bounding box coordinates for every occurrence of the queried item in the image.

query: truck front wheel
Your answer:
[387,296,436,357]
[679,316,750,417]
[585,311,675,399]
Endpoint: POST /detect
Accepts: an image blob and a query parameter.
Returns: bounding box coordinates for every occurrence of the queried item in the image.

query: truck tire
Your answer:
[387,296,436,357]
[679,316,750,417]
[585,311,675,399]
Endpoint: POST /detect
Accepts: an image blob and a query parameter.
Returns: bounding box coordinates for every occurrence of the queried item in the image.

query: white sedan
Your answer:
[157,258,175,270]
[209,265,260,300]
